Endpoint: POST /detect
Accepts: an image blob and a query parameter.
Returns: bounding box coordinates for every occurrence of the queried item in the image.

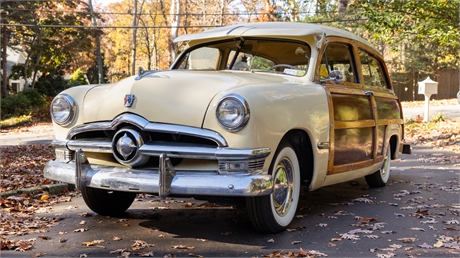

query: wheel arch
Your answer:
[277,129,314,187]
[389,134,399,160]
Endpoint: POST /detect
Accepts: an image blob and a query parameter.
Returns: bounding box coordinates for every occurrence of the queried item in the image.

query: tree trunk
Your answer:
[169,0,180,64]
[88,0,104,84]
[1,25,9,98]
[131,0,138,76]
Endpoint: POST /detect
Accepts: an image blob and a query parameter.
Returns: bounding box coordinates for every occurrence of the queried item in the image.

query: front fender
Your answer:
[203,82,330,186]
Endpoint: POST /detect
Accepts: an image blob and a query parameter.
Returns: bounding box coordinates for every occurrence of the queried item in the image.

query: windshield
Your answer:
[173,38,311,77]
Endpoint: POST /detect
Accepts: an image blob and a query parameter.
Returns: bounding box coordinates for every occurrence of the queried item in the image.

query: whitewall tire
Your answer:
[365,145,391,187]
[247,142,300,233]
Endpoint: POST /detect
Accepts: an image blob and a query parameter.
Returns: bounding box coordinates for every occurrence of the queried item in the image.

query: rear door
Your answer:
[356,46,403,163]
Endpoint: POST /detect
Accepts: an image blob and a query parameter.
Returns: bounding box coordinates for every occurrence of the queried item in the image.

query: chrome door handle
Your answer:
[364,91,374,96]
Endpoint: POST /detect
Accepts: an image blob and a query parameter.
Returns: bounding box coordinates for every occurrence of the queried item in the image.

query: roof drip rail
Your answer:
[226,25,245,35]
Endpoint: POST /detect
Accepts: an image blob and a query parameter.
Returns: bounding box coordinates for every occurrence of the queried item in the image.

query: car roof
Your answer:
[174,22,375,50]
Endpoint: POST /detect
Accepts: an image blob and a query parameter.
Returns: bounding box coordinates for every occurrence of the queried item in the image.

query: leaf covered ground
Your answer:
[402,98,460,155]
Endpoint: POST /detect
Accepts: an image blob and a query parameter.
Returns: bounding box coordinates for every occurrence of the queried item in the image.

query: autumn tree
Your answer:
[1,0,102,98]
[349,0,460,76]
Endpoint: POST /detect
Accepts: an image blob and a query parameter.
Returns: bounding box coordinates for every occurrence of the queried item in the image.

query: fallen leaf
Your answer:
[138,251,154,257]
[267,238,275,243]
[187,253,203,258]
[444,219,459,225]
[82,240,104,246]
[38,235,51,240]
[434,240,443,248]
[360,217,377,223]
[418,242,433,249]
[110,249,127,254]
[291,240,301,244]
[376,252,395,258]
[381,230,396,234]
[73,228,88,233]
[411,227,425,231]
[341,233,359,240]
[365,235,379,239]
[171,245,195,250]
[353,198,374,203]
[397,237,418,243]
[40,194,49,201]
[132,240,155,250]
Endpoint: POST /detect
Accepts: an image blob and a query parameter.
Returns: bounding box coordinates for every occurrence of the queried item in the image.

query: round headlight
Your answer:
[216,94,250,132]
[50,94,76,126]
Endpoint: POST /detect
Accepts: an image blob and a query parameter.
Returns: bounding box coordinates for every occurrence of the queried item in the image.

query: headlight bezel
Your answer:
[50,94,76,126]
[216,94,250,132]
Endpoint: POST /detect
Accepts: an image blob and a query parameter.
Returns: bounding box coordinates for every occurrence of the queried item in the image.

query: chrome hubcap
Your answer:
[272,158,293,217]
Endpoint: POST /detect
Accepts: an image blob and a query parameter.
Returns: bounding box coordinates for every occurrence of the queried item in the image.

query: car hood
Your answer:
[82,70,301,128]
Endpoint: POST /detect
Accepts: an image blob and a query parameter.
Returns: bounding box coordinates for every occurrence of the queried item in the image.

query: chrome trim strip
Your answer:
[44,159,273,197]
[67,113,228,147]
[317,142,330,149]
[144,123,228,147]
[55,139,270,161]
[67,139,113,153]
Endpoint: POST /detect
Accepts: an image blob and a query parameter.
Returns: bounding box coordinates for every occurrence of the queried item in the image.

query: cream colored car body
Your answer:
[45,22,406,233]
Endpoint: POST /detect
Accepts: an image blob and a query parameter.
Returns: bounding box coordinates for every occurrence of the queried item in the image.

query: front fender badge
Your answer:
[124,94,136,107]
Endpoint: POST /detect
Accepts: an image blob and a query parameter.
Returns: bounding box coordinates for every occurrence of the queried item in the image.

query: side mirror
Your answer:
[329,70,343,84]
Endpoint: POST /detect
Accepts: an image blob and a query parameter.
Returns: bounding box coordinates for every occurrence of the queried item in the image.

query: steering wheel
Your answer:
[268,64,297,71]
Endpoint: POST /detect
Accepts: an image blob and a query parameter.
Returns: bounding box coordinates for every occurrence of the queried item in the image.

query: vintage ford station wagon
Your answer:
[44,22,410,233]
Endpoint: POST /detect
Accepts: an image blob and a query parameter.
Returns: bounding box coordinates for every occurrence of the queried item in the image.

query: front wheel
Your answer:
[81,187,136,216]
[246,142,300,233]
[365,145,392,187]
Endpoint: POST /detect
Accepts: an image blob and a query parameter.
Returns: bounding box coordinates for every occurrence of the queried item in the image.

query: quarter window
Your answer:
[359,50,388,89]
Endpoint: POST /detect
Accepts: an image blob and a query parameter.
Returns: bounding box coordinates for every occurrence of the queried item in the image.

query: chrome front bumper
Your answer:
[44,149,274,197]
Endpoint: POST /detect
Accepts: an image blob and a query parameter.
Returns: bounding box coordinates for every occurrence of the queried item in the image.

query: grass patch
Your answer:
[0,114,33,129]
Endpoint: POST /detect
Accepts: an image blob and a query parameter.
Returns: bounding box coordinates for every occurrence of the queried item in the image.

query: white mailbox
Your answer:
[418,76,438,95]
[417,76,438,122]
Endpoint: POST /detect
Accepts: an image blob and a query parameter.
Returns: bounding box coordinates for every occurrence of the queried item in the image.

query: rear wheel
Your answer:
[365,145,391,187]
[81,187,136,216]
[246,142,300,233]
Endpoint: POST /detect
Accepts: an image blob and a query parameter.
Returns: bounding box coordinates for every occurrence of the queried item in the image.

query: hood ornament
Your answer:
[124,94,135,107]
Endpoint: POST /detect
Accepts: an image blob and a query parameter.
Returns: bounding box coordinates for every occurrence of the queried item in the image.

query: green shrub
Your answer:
[1,89,48,120]
[68,68,88,87]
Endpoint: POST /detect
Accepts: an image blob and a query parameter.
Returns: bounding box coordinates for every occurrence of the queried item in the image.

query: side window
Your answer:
[319,42,357,83]
[359,50,388,89]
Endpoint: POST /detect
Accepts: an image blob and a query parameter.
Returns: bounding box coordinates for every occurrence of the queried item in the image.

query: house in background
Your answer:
[2,47,28,93]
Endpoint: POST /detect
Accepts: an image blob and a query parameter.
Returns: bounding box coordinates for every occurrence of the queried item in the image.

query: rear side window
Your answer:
[359,49,389,89]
